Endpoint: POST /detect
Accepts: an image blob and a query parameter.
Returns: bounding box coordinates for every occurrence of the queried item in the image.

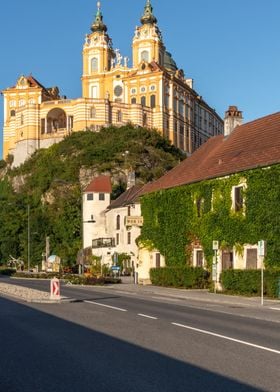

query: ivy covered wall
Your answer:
[140,165,280,268]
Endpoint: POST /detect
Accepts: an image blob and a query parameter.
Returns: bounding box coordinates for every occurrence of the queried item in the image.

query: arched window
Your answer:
[90,106,96,119]
[91,57,98,73]
[20,114,24,125]
[141,96,146,107]
[116,215,120,230]
[141,50,149,62]
[150,95,156,108]
[131,97,137,104]
[19,99,25,107]
[117,110,122,123]
[10,110,16,117]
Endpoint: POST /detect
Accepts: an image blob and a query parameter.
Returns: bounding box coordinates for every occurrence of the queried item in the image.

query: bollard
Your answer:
[50,277,61,300]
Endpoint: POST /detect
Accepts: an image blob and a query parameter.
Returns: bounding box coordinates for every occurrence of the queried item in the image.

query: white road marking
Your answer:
[138,313,158,320]
[269,307,280,311]
[84,300,127,312]
[172,322,280,355]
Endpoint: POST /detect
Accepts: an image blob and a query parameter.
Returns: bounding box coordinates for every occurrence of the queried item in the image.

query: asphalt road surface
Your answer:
[0,279,279,392]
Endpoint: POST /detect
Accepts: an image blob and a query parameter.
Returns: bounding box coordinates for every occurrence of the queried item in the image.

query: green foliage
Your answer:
[150,267,210,288]
[141,165,280,268]
[0,125,184,267]
[0,268,16,276]
[64,275,121,285]
[221,269,280,298]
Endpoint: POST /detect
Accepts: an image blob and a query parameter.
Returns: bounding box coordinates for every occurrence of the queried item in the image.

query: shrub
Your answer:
[150,267,210,289]
[64,274,121,285]
[0,268,17,276]
[221,269,280,298]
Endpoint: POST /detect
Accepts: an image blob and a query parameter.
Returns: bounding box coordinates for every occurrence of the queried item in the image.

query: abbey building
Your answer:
[2,1,224,166]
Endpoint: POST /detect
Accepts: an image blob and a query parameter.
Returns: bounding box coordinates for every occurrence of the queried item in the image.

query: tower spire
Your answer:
[91,1,107,33]
[140,0,157,25]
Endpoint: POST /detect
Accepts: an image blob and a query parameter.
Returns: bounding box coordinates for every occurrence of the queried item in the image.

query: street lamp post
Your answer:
[27,204,30,272]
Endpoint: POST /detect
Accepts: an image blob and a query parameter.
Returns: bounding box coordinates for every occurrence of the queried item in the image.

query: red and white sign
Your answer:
[50,278,60,300]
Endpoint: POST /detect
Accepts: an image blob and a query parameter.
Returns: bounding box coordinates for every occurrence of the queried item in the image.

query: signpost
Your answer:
[212,241,219,293]
[258,240,267,306]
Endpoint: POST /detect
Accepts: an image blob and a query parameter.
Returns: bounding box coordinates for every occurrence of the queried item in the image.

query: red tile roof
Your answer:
[108,185,145,209]
[143,111,280,194]
[84,176,112,193]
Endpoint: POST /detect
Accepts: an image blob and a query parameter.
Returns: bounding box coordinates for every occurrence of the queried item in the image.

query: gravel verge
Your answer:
[0,282,61,303]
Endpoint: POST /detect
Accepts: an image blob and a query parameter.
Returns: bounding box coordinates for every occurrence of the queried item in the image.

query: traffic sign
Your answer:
[50,278,60,300]
[111,266,120,271]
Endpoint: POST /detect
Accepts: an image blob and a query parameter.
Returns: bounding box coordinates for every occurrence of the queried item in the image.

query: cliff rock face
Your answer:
[11,174,29,193]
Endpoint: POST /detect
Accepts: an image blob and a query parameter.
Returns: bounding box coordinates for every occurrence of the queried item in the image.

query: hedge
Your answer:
[150,267,210,289]
[0,268,17,276]
[221,269,280,298]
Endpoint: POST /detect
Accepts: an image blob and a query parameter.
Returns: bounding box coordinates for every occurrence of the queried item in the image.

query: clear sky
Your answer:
[1,0,280,159]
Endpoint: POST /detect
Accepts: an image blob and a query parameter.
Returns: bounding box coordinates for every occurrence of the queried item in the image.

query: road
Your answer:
[0,278,279,391]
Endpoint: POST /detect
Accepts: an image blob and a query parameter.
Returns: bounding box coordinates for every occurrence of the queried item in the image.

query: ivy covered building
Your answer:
[138,109,280,284]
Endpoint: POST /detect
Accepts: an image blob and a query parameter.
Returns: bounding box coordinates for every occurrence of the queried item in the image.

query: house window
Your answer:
[87,193,93,201]
[233,185,244,212]
[150,95,156,109]
[127,206,131,216]
[195,250,204,267]
[116,233,119,245]
[127,232,131,245]
[196,198,204,217]
[246,249,257,269]
[222,251,233,270]
[155,253,161,268]
[99,193,105,201]
[116,215,120,230]
[91,57,98,72]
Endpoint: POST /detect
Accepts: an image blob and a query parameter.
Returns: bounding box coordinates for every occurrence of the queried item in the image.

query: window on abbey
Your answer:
[10,110,16,117]
[91,57,98,73]
[150,95,156,109]
[21,114,24,125]
[117,111,122,123]
[141,50,149,62]
[131,97,137,104]
[90,106,96,119]
[141,96,146,106]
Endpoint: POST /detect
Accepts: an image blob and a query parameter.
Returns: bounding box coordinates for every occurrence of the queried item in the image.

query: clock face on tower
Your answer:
[114,85,123,97]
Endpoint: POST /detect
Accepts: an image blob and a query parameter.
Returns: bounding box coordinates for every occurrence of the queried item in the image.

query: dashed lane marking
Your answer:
[84,300,127,312]
[137,313,158,320]
[172,322,280,355]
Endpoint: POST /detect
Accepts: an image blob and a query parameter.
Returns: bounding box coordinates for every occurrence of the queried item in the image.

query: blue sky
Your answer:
[1,0,280,159]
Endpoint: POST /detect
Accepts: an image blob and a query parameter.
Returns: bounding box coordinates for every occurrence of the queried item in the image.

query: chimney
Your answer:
[127,170,136,190]
[224,106,243,136]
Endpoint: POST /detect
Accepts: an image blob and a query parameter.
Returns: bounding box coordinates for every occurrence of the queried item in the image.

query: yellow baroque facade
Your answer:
[2,1,224,167]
